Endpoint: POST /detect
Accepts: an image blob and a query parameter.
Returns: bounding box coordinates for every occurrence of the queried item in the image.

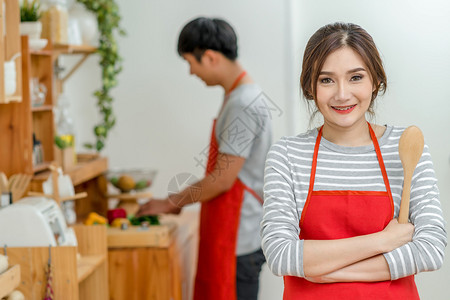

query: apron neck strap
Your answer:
[225,71,247,96]
[307,123,393,202]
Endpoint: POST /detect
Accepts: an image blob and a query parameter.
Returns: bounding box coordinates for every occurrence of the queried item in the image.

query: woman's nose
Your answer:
[336,82,351,101]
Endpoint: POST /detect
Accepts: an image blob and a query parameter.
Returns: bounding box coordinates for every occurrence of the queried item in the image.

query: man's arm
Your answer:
[136,153,245,216]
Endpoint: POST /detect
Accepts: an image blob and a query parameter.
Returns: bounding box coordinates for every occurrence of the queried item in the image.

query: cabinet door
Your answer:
[108,244,181,300]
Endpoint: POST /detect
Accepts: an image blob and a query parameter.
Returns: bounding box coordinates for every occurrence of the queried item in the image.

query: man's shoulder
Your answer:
[227,84,263,108]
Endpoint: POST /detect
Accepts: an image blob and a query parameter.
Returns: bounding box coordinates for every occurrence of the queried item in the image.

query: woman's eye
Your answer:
[351,75,363,81]
[320,78,333,84]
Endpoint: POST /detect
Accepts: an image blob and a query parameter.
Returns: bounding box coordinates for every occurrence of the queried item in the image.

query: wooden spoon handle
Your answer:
[398,174,412,223]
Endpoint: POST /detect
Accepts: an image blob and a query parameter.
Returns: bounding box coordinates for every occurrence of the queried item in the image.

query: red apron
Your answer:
[283,124,419,299]
[193,119,262,300]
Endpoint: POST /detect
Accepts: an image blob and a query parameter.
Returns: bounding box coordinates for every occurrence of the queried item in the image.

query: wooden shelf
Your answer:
[33,155,107,186]
[68,156,108,186]
[77,254,106,283]
[0,265,21,298]
[30,49,52,56]
[54,44,97,55]
[31,105,53,112]
[33,161,52,173]
[4,96,22,103]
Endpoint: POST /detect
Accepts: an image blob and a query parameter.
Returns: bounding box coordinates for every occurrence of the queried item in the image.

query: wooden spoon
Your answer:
[398,126,424,223]
[8,174,31,203]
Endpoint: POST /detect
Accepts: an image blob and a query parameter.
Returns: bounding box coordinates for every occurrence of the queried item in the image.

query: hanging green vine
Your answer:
[76,0,126,151]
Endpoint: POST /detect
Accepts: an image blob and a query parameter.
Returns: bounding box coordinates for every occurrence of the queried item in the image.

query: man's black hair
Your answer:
[177,17,238,62]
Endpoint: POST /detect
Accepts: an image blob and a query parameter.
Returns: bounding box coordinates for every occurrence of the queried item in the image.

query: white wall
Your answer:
[64,0,450,299]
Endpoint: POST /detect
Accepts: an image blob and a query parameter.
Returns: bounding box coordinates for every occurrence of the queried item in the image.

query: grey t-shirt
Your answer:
[215,83,273,256]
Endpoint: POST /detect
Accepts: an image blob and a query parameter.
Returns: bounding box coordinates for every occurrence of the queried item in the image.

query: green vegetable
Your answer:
[134,180,148,190]
[54,135,70,149]
[129,215,160,226]
[110,177,119,186]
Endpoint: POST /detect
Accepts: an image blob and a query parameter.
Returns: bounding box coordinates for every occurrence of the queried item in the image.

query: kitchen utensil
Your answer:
[398,126,424,224]
[0,172,9,192]
[28,191,88,202]
[8,174,32,203]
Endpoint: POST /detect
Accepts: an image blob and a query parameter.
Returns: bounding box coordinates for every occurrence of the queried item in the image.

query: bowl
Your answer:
[107,168,157,193]
[29,39,48,51]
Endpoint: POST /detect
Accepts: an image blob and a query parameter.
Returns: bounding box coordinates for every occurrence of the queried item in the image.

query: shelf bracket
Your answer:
[59,53,92,85]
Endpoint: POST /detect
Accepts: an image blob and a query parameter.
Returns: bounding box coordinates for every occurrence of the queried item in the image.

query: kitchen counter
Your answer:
[107,209,199,300]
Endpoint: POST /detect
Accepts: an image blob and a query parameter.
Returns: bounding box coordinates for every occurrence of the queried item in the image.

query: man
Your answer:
[137,17,272,300]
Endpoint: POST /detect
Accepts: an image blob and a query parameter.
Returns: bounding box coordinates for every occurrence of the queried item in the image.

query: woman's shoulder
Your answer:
[378,124,407,147]
[269,129,317,153]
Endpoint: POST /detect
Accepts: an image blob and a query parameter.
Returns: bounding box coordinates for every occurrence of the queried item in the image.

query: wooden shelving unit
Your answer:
[0,33,98,179]
[0,0,22,104]
[0,11,109,297]
[0,265,21,298]
[0,35,53,177]
[0,225,108,300]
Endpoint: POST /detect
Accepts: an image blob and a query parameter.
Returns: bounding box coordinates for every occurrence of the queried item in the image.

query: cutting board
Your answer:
[107,222,177,248]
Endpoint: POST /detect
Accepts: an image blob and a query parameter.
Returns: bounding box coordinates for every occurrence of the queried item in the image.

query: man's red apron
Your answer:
[193,119,262,300]
[283,124,419,299]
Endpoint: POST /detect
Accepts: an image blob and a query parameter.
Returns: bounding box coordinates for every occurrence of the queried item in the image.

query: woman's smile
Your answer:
[331,104,356,114]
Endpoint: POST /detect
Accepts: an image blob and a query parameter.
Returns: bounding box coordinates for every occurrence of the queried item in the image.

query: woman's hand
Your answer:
[380,219,414,253]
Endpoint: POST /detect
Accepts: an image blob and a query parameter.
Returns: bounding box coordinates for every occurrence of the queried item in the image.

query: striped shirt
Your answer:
[261,125,447,280]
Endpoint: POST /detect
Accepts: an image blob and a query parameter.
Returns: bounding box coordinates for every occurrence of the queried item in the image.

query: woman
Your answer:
[261,22,447,299]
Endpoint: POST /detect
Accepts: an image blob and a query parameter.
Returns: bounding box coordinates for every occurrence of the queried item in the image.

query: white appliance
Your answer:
[0,197,77,247]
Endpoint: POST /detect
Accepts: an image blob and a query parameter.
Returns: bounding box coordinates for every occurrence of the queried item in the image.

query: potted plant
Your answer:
[20,0,42,40]
[77,0,125,152]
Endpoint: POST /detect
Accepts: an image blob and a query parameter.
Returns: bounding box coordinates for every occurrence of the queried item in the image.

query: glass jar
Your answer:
[55,93,75,147]
[41,0,69,44]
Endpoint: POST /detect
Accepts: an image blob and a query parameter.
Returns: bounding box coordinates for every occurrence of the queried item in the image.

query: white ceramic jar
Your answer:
[4,60,17,96]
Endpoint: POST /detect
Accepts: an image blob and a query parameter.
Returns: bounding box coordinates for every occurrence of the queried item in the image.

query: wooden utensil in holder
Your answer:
[398,126,424,224]
[27,164,87,205]
[8,174,32,203]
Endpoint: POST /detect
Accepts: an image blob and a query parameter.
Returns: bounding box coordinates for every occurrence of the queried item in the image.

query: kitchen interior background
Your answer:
[61,0,450,299]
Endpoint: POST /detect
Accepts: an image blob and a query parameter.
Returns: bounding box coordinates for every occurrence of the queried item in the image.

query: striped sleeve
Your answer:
[383,144,447,279]
[261,138,305,277]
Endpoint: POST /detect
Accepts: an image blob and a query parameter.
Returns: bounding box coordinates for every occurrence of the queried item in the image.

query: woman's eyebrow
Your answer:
[319,67,367,75]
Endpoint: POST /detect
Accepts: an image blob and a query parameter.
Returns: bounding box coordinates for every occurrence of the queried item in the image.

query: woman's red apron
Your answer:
[193,119,262,300]
[283,124,419,299]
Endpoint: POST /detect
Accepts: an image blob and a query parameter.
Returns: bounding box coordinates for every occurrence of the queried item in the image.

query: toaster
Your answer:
[0,196,77,247]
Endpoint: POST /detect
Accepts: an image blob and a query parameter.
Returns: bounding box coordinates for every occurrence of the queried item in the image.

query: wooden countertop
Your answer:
[107,209,200,248]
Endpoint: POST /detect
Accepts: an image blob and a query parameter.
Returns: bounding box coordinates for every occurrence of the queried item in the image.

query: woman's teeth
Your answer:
[333,105,356,111]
